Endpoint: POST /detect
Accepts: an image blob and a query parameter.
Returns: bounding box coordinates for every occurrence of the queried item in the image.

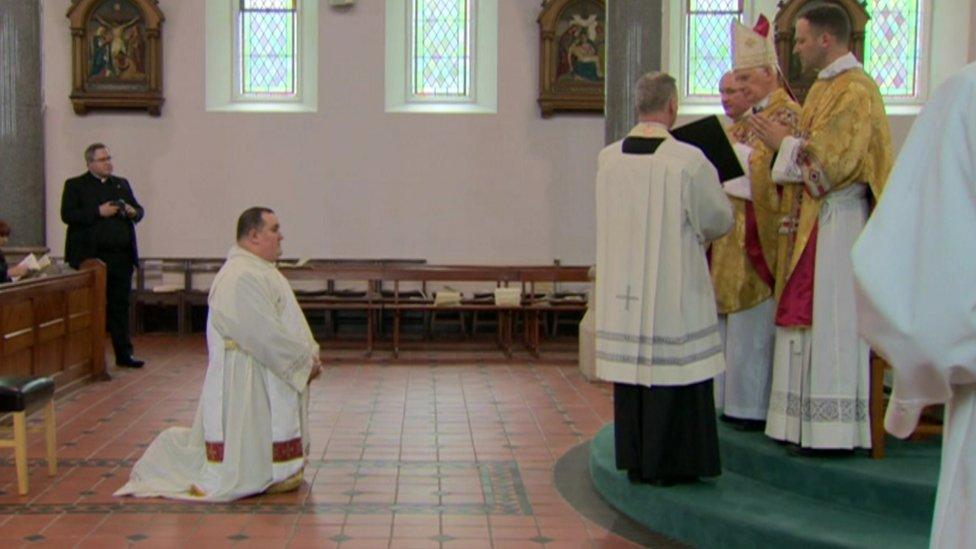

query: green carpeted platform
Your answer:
[588,422,940,548]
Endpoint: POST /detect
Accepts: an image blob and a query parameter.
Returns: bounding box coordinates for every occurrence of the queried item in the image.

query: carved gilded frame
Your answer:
[67,0,165,116]
[538,0,606,117]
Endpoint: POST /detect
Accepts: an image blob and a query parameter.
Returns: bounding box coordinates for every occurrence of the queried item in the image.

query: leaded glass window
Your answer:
[411,0,472,99]
[238,0,297,96]
[863,0,922,98]
[686,0,744,96]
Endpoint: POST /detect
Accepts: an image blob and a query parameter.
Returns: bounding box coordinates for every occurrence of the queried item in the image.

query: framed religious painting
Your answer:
[537,0,605,117]
[66,0,165,116]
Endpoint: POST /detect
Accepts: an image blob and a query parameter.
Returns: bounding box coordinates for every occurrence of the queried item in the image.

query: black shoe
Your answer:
[786,444,855,458]
[731,419,766,432]
[116,357,145,368]
[720,414,766,431]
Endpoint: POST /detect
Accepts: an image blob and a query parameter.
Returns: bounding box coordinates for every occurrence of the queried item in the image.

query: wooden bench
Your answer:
[381,265,591,359]
[131,257,426,340]
[132,257,191,335]
[283,264,388,356]
[518,266,590,356]
[127,258,593,360]
[383,266,521,358]
[0,259,108,389]
[182,258,226,334]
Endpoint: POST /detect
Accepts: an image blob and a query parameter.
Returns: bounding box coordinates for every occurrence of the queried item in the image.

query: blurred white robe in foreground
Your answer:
[115,245,319,501]
[852,62,976,549]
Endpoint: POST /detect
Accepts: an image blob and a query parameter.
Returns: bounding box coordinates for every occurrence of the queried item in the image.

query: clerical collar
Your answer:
[818,52,862,80]
[752,93,772,114]
[628,122,670,139]
[89,171,108,183]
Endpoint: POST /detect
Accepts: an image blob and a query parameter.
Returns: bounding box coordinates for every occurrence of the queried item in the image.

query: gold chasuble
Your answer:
[774,69,892,317]
[710,88,800,314]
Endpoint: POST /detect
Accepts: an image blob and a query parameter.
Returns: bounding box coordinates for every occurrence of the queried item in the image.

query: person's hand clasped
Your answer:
[124,204,137,218]
[99,201,120,217]
[748,115,791,151]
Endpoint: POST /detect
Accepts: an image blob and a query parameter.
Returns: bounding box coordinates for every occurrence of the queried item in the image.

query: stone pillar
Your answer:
[0,0,44,247]
[604,0,664,144]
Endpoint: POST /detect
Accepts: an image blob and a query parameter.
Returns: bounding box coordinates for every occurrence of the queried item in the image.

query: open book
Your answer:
[670,115,745,183]
[11,253,52,282]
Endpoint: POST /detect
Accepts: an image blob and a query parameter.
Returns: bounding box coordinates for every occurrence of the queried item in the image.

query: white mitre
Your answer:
[731,15,777,70]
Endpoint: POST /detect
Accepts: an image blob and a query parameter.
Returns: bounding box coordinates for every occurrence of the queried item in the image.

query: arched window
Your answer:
[411,0,472,100]
[686,0,745,97]
[238,0,298,96]
[386,0,497,113]
[206,0,318,112]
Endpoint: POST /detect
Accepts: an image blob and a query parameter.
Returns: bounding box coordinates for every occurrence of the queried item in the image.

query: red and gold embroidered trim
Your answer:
[205,441,224,463]
[798,149,830,198]
[205,438,304,463]
[272,438,304,462]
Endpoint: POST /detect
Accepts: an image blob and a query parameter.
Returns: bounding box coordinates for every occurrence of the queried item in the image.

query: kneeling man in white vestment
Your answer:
[115,207,322,501]
[596,72,734,485]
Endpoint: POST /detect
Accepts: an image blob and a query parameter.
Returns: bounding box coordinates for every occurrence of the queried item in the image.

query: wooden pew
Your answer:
[382,266,526,359]
[130,257,426,344]
[518,266,590,356]
[283,259,427,345]
[282,263,388,356]
[132,257,188,335]
[0,260,108,392]
[1,247,51,266]
[182,258,225,334]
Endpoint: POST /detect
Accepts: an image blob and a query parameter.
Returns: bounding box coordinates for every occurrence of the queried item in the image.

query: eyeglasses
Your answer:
[92,156,112,162]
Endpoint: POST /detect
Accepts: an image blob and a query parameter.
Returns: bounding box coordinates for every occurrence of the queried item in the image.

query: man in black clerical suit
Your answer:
[61,143,145,368]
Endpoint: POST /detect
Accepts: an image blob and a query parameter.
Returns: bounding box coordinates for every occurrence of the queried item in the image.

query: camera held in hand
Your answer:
[113,199,129,218]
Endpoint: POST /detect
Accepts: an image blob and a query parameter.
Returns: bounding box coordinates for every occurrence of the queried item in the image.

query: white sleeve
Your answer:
[771,136,804,183]
[686,160,733,243]
[211,272,316,392]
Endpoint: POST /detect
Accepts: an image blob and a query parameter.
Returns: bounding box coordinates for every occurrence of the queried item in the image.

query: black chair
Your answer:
[0,376,57,495]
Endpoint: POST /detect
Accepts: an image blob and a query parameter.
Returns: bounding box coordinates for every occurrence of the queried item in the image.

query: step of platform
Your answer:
[588,425,935,549]
[717,422,939,523]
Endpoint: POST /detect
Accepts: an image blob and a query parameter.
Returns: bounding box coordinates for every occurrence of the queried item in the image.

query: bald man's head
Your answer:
[719,72,750,120]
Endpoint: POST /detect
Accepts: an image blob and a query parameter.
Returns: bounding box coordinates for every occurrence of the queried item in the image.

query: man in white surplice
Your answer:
[596,72,733,484]
[115,207,321,501]
[749,6,892,451]
[853,62,976,549]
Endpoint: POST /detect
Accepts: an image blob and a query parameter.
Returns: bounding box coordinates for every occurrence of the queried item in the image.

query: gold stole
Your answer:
[774,70,893,298]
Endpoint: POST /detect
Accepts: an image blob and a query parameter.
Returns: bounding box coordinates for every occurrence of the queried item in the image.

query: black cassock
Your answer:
[613,380,721,484]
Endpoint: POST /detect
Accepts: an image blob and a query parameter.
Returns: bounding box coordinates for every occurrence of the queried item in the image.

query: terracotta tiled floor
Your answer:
[0,335,642,548]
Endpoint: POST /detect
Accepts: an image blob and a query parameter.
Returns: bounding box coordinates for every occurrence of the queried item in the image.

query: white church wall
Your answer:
[42,1,604,264]
[41,1,975,265]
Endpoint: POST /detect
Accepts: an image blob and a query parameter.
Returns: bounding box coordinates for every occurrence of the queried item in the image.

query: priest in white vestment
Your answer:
[852,62,976,549]
[596,72,733,485]
[750,6,892,451]
[115,207,321,501]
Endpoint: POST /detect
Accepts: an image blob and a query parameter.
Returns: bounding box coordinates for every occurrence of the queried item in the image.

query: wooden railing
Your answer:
[0,260,108,392]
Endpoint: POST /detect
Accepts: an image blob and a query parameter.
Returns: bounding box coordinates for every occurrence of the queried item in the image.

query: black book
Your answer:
[669,115,744,182]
